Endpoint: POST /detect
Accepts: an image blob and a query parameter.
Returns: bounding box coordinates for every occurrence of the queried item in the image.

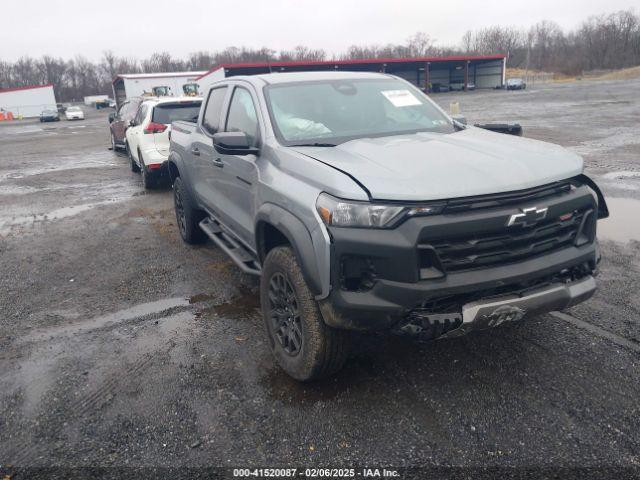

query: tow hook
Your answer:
[393,312,463,341]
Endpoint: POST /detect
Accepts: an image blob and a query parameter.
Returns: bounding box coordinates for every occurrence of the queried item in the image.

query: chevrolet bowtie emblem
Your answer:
[507,206,548,227]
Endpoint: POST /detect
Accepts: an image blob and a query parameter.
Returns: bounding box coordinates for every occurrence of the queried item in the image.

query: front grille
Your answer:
[441,181,572,214]
[428,207,591,273]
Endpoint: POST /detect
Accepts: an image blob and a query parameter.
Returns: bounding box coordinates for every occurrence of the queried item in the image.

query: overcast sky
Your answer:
[1,0,636,61]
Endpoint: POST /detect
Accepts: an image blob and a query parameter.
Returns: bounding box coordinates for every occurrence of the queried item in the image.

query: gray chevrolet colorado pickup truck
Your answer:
[168,71,608,381]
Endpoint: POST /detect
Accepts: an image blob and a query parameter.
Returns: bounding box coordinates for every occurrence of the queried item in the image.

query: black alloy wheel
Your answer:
[267,272,303,356]
[174,184,187,238]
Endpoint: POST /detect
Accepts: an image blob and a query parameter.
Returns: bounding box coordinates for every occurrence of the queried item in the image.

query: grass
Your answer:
[595,66,640,80]
[505,65,640,84]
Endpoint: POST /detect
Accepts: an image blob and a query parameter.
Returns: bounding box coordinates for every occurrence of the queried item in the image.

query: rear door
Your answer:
[126,103,149,161]
[151,100,201,156]
[112,101,129,143]
[190,86,229,211]
[214,85,261,247]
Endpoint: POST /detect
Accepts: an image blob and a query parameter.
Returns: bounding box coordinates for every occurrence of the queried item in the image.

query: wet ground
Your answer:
[1,81,639,478]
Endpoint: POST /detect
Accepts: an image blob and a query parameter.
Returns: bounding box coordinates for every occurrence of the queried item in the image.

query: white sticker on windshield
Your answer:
[381,89,422,107]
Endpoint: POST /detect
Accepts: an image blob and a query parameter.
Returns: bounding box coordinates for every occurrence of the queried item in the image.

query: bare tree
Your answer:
[1,9,639,101]
[279,46,326,62]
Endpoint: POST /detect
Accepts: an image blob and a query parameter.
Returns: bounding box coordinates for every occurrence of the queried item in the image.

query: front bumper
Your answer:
[319,184,599,334]
[441,275,595,338]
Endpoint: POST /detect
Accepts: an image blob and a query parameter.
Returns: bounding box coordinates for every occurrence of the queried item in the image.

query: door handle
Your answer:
[212,157,224,168]
[191,147,200,156]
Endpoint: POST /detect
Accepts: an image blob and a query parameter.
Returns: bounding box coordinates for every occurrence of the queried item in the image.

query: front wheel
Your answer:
[260,246,350,381]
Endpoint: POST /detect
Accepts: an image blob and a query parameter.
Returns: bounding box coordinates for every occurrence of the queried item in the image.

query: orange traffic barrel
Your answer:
[6,111,14,120]
[0,112,6,121]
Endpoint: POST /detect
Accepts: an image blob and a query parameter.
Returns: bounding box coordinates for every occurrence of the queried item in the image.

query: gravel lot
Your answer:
[1,80,639,479]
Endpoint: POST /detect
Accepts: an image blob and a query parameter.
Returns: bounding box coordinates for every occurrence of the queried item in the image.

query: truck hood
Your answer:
[291,127,583,201]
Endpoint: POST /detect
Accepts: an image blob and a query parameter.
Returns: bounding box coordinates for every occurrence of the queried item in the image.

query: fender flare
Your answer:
[576,174,609,219]
[167,151,195,191]
[167,151,182,183]
[255,204,323,296]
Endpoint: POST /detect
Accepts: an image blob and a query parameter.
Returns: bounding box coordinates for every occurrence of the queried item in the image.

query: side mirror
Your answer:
[475,123,523,136]
[108,112,116,123]
[451,114,467,125]
[212,132,259,156]
[128,119,135,127]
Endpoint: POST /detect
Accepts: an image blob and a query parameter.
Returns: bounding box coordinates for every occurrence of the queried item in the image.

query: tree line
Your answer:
[1,9,638,101]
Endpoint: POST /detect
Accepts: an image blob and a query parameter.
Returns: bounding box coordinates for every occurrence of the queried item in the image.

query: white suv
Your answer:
[126,97,202,188]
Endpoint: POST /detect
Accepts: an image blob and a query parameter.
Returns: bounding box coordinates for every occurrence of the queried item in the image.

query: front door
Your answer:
[214,86,261,248]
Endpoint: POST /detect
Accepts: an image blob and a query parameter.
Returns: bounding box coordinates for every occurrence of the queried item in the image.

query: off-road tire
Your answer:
[260,246,350,381]
[173,177,206,244]
[127,143,140,172]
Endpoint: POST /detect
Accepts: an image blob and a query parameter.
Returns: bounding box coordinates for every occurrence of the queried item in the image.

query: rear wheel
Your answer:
[127,143,140,172]
[261,246,350,381]
[173,177,206,244]
[139,152,156,189]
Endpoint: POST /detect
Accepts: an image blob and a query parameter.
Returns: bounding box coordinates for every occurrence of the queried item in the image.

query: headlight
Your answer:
[316,193,443,229]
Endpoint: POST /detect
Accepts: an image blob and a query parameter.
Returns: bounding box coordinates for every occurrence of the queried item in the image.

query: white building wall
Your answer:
[0,85,57,118]
[196,69,226,94]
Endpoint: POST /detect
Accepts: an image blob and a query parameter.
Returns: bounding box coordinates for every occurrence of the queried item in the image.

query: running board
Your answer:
[199,218,261,276]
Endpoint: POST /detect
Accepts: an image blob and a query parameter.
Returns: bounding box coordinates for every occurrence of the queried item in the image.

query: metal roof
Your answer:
[0,83,54,94]
[195,54,506,81]
[250,71,393,84]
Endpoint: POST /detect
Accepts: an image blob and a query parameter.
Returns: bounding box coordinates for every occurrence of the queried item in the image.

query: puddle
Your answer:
[192,287,261,318]
[0,125,45,136]
[0,199,127,235]
[22,297,191,342]
[598,197,640,243]
[0,181,143,235]
[0,151,118,181]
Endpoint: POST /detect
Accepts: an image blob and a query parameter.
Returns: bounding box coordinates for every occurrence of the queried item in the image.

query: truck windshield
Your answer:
[153,102,202,124]
[265,78,454,145]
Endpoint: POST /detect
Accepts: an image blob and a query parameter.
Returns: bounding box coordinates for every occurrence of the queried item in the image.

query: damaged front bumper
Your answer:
[393,275,596,340]
[441,275,595,338]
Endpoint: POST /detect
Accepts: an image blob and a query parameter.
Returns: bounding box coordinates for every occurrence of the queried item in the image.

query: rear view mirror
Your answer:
[212,132,259,156]
[108,112,116,123]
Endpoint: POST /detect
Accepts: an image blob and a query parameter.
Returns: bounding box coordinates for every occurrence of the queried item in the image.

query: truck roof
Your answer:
[141,96,203,106]
[232,71,392,86]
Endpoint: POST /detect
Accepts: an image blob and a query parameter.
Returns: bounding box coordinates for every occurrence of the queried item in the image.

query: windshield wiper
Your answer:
[289,142,337,147]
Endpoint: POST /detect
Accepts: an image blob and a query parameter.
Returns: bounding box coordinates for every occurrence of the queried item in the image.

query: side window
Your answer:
[126,100,140,121]
[134,105,147,125]
[225,87,259,146]
[118,102,128,118]
[202,87,227,134]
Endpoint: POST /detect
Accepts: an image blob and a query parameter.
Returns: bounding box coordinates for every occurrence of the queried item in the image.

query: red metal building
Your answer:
[195,54,506,93]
